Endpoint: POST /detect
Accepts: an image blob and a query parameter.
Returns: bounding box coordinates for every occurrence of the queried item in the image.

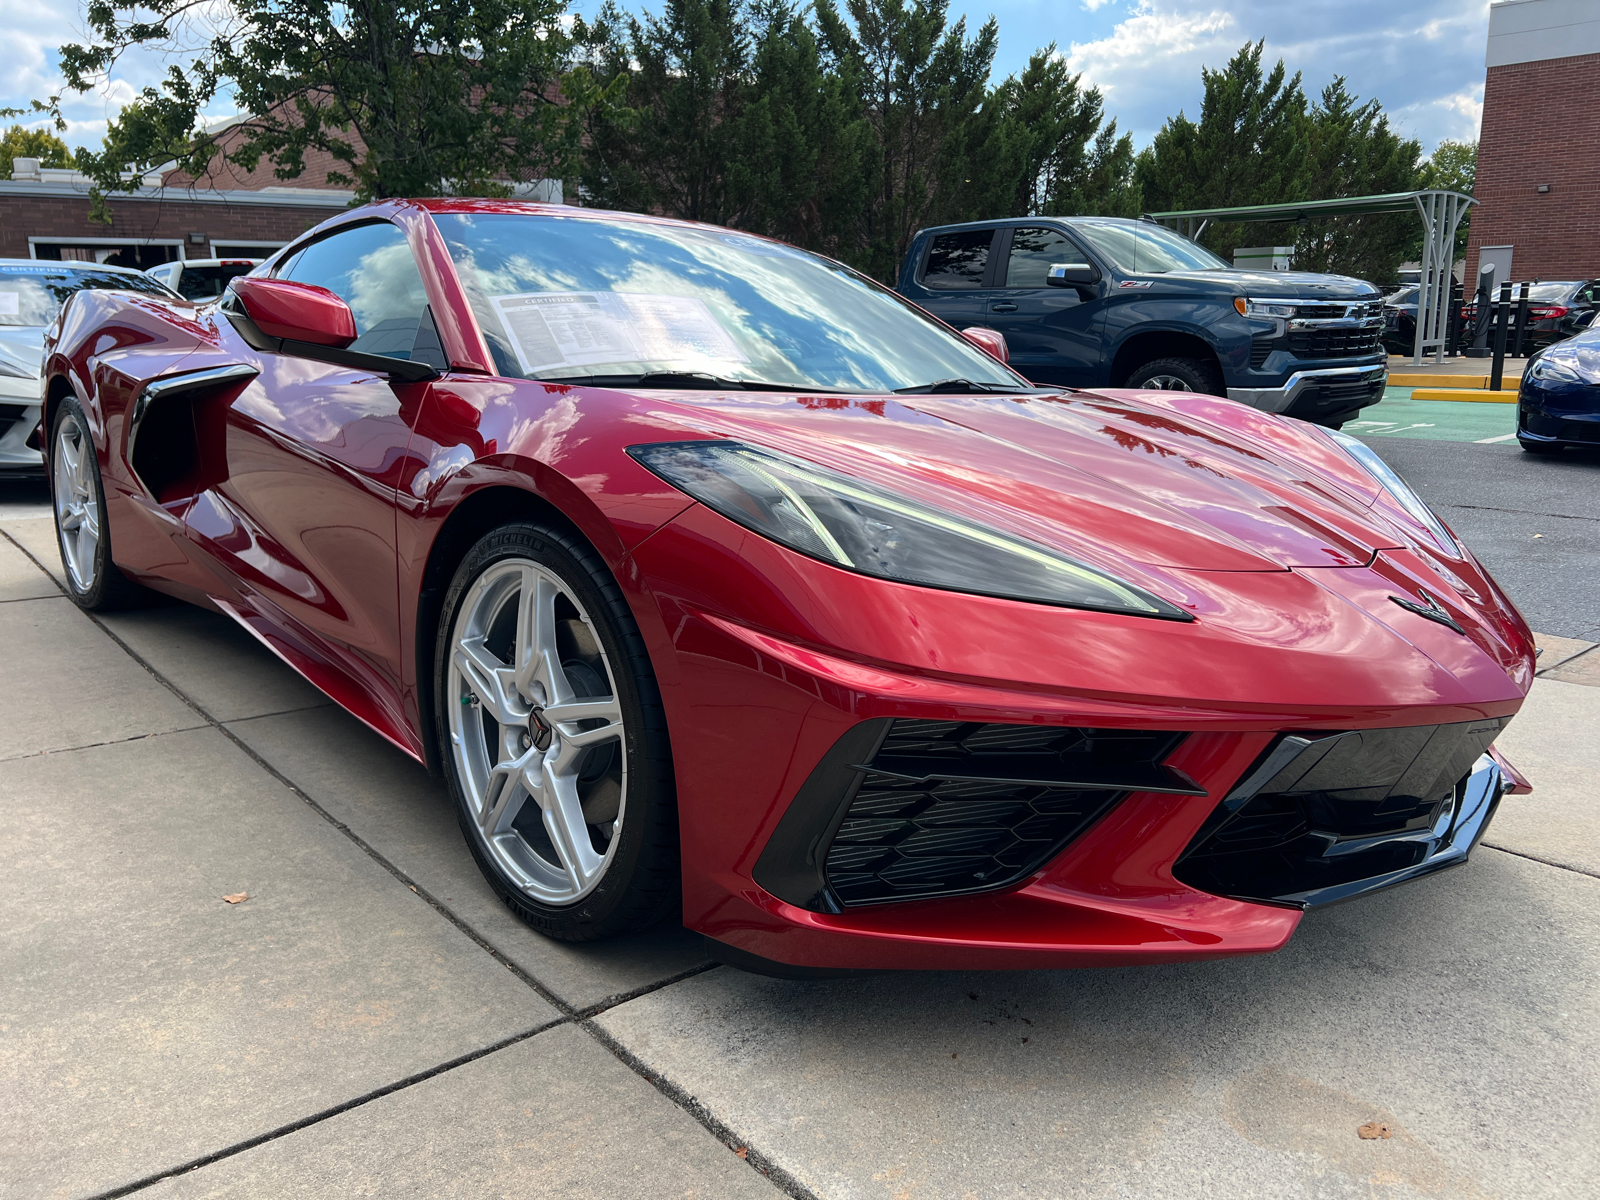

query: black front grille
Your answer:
[822,720,1196,906]
[1174,718,1510,906]
[1249,339,1274,368]
[1286,327,1384,358]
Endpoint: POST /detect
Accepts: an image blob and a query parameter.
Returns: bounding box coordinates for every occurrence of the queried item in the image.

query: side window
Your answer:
[922,230,995,290]
[278,222,444,367]
[1004,228,1089,288]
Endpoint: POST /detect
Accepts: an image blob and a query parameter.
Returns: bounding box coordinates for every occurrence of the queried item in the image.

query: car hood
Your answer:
[0,325,45,380]
[636,386,1423,576]
[1151,269,1379,300]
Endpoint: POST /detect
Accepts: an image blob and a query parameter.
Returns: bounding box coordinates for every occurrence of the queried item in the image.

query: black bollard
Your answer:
[1512,282,1531,357]
[1466,263,1495,358]
[1490,282,1512,391]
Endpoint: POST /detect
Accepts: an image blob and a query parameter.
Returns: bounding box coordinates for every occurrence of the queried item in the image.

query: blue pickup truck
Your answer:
[897,216,1388,428]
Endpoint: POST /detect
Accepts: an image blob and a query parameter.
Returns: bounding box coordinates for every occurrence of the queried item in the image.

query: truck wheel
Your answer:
[1125,357,1224,396]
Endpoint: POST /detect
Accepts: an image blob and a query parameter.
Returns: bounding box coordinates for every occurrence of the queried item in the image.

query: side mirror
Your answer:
[229,277,356,347]
[1046,263,1100,288]
[961,326,1009,364]
[222,276,437,382]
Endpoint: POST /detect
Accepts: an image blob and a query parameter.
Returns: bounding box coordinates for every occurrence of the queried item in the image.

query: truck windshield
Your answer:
[431,211,1026,393]
[1069,220,1231,275]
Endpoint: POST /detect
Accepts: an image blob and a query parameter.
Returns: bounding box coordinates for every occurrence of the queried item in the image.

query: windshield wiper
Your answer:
[539,371,843,393]
[893,378,1020,394]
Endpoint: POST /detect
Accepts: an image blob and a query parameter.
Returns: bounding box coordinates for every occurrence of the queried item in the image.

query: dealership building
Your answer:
[1468,0,1600,284]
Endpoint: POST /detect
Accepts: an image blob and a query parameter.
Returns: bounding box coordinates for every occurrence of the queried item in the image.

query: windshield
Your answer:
[431,212,1026,392]
[1388,286,1418,305]
[0,265,174,327]
[1068,219,1231,275]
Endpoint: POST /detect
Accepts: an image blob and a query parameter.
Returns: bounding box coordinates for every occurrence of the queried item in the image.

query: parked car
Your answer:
[0,260,178,473]
[1460,279,1600,351]
[1517,323,1600,453]
[897,217,1388,428]
[41,199,1533,974]
[1382,284,1418,354]
[144,258,263,302]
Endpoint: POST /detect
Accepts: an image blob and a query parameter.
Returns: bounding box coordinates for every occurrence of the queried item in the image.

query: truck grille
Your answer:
[1287,327,1384,358]
[823,720,1198,906]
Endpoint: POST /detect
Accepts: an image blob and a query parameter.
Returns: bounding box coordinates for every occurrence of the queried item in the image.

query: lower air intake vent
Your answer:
[823,720,1197,907]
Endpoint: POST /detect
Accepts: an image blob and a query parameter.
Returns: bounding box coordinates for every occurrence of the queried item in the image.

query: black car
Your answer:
[897,217,1387,428]
[1383,284,1419,354]
[1517,324,1600,453]
[1461,279,1600,351]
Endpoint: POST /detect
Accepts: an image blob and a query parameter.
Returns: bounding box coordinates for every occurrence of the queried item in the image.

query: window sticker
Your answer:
[0,292,19,316]
[489,291,747,375]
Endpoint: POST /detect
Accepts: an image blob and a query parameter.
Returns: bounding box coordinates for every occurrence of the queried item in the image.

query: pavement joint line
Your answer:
[0,525,788,1195]
[0,724,212,764]
[81,1021,565,1200]
[1435,504,1600,523]
[1536,643,1599,677]
[1482,843,1600,883]
[0,592,69,604]
[581,1019,822,1200]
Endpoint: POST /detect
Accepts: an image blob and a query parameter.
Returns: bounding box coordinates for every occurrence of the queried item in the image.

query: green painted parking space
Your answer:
[1344,386,1520,444]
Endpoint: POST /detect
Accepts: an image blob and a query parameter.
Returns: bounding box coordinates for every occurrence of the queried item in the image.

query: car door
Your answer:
[984,226,1106,388]
[911,228,1003,332]
[186,220,446,747]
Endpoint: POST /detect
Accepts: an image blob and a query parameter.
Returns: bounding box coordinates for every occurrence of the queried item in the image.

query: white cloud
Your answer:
[1065,2,1236,99]
[1080,0,1116,11]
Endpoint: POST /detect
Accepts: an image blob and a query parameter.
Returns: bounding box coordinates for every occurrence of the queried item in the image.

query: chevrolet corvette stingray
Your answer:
[40,200,1535,973]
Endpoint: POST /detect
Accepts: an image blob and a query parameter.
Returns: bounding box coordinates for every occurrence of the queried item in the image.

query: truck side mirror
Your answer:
[1046,263,1100,288]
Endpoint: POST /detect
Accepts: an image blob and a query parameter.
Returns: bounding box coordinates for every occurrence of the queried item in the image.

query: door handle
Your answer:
[990,303,1018,313]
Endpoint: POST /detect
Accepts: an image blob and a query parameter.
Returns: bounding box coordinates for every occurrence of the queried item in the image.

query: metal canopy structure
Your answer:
[1147,190,1477,365]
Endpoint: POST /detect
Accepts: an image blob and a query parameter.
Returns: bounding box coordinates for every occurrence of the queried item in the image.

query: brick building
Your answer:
[1,119,563,267]
[1467,0,1600,284]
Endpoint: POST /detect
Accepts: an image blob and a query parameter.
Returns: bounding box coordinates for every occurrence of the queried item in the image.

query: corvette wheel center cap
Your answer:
[526,708,553,752]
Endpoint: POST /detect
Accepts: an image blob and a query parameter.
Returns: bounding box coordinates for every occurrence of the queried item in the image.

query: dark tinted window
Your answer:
[922,230,994,290]
[1004,228,1089,288]
[0,266,174,327]
[279,222,442,364]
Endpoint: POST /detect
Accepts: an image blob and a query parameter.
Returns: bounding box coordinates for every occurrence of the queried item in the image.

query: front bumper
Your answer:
[1518,378,1600,445]
[1228,364,1388,423]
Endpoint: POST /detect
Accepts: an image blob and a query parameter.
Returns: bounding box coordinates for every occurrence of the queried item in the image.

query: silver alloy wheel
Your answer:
[53,408,100,592]
[1143,374,1195,391]
[447,558,626,905]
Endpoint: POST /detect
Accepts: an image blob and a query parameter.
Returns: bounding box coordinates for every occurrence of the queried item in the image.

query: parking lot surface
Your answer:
[2,430,1598,1198]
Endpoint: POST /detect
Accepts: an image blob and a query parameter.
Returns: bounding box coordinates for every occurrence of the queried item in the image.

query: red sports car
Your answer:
[41,199,1534,974]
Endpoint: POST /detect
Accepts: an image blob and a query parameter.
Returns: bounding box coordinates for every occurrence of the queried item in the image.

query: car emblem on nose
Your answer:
[1389,589,1465,635]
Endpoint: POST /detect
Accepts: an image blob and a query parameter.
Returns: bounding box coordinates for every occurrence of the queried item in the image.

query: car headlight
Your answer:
[630,440,1191,619]
[1324,430,1457,554]
[1528,354,1583,384]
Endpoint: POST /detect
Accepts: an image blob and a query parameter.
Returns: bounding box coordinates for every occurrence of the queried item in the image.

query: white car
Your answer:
[0,260,180,472]
[144,258,263,302]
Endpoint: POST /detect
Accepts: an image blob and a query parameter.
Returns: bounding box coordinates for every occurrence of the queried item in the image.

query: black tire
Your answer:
[433,521,678,941]
[49,395,150,611]
[1518,437,1562,455]
[1124,356,1225,396]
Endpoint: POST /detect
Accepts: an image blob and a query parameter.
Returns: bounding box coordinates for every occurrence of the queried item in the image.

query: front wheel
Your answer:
[51,395,149,611]
[1124,356,1224,396]
[434,521,678,941]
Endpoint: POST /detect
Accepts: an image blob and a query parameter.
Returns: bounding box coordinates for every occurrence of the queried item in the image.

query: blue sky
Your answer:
[3,0,1490,157]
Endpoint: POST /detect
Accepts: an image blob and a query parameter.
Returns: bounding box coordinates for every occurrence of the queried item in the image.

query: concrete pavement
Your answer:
[3,495,1598,1198]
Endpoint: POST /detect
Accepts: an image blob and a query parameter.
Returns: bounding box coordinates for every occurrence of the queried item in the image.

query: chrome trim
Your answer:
[1227,364,1387,414]
[1287,316,1385,331]
[128,363,259,463]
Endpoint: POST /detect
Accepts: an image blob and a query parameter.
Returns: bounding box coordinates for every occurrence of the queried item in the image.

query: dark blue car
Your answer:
[897,217,1388,428]
[1518,324,1600,454]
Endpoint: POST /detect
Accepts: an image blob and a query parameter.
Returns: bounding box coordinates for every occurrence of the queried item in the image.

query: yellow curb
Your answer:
[1410,388,1519,403]
[1388,373,1493,387]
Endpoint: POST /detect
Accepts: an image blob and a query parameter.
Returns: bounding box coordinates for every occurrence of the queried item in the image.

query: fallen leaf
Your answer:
[734,1146,749,1160]
[1021,1037,1029,1044]
[951,1052,958,1059]
[408,885,417,893]
[1533,534,1544,539]
[222,892,248,905]
[1357,1121,1392,1140]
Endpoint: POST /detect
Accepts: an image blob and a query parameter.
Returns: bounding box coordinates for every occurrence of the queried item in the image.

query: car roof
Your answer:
[162,259,264,268]
[0,258,151,276]
[912,215,1151,239]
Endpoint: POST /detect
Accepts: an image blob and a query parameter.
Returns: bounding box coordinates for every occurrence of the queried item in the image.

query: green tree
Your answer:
[1133,40,1311,255]
[0,125,72,178]
[1292,78,1422,283]
[32,0,613,216]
